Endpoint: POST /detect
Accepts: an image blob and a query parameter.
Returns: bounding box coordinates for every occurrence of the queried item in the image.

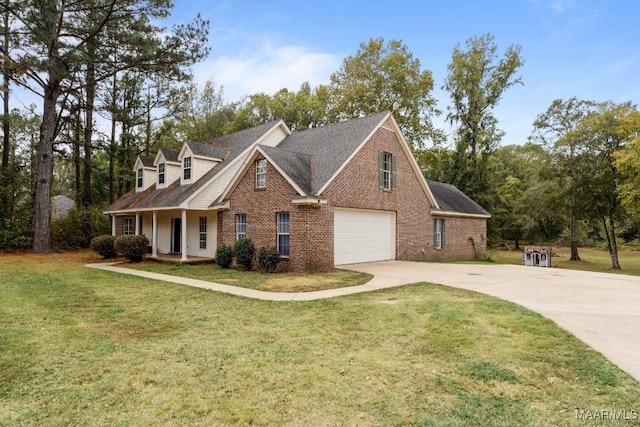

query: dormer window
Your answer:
[256,159,267,188]
[158,163,165,184]
[137,168,143,188]
[183,157,192,180]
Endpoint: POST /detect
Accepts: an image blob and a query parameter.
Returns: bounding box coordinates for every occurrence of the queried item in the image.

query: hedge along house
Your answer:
[105,111,490,270]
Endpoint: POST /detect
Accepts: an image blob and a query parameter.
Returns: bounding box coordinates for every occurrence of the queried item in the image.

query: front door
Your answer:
[171,218,181,253]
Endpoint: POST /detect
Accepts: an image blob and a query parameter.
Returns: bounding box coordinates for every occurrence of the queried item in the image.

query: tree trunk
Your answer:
[73,109,81,206]
[2,11,9,170]
[108,72,117,204]
[82,45,96,208]
[109,114,116,204]
[1,10,11,223]
[145,87,151,155]
[33,81,60,253]
[603,214,621,270]
[569,206,580,261]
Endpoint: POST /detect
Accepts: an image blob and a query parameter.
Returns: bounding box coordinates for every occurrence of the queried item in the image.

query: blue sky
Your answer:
[170,0,639,147]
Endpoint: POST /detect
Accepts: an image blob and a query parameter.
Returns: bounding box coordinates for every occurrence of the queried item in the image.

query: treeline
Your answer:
[1,3,639,269]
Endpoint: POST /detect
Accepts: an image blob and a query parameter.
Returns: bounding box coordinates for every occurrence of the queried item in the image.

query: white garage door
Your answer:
[334,208,396,265]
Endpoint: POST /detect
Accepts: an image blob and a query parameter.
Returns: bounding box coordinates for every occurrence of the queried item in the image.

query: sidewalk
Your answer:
[85,262,407,301]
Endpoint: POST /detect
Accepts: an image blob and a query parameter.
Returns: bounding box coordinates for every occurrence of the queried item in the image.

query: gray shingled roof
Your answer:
[276,111,389,193]
[427,180,490,217]
[105,121,281,212]
[260,145,313,195]
[159,148,180,163]
[186,141,228,160]
[139,156,155,168]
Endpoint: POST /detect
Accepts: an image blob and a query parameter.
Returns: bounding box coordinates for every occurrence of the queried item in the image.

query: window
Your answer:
[199,217,207,249]
[277,212,290,257]
[137,168,143,188]
[434,218,446,249]
[158,163,165,184]
[236,213,246,240]
[183,156,192,180]
[123,217,133,235]
[256,159,267,188]
[378,152,396,190]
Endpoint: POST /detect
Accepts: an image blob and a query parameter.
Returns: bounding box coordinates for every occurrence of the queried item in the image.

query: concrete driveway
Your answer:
[342,261,640,382]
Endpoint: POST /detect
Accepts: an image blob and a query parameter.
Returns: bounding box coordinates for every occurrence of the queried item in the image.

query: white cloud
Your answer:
[528,0,576,14]
[193,41,340,102]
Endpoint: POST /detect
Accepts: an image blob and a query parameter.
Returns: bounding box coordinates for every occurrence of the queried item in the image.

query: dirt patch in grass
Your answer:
[257,271,369,292]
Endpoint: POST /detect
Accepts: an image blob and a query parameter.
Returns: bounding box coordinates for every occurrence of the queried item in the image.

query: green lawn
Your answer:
[126,259,372,292]
[491,245,640,275]
[1,251,638,426]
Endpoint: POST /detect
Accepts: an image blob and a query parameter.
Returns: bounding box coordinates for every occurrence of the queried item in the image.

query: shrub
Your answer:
[257,246,280,273]
[114,235,149,262]
[51,207,111,249]
[215,243,234,268]
[234,238,255,271]
[90,234,117,259]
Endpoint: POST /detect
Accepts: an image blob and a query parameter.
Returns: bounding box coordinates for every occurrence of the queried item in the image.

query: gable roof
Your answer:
[183,141,227,161]
[276,111,390,193]
[105,121,284,213]
[217,111,439,207]
[134,155,155,170]
[156,148,180,164]
[427,180,491,218]
[259,145,313,195]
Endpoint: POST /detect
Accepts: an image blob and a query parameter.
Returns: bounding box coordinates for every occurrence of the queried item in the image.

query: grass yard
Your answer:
[126,259,372,292]
[491,245,640,276]
[1,251,638,426]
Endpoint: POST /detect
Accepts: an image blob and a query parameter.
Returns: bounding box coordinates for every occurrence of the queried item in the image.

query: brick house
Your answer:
[105,111,490,270]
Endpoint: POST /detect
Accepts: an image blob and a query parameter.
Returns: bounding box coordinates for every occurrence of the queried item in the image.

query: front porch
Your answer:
[110,209,218,263]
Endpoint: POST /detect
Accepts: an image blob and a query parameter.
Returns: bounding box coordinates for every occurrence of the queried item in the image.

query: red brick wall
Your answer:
[324,126,431,261]
[324,126,486,263]
[218,156,333,271]
[220,127,487,271]
[429,216,487,262]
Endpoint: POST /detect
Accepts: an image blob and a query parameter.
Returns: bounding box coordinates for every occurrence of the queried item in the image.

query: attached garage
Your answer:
[334,208,396,265]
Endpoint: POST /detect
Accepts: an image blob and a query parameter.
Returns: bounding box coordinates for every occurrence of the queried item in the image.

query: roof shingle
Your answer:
[427,180,490,217]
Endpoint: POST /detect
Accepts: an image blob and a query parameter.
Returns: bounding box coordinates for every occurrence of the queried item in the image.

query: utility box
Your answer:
[522,246,553,267]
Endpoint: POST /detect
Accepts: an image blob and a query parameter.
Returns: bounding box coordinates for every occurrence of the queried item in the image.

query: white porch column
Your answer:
[135,212,141,235]
[181,209,188,262]
[152,211,158,258]
[111,215,116,236]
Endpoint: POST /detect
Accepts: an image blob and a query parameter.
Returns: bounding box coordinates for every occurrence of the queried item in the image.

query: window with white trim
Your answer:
[277,212,290,257]
[199,216,207,249]
[137,168,143,188]
[183,156,192,180]
[123,217,133,235]
[256,159,267,188]
[434,218,446,249]
[158,163,165,184]
[378,151,396,190]
[236,213,246,240]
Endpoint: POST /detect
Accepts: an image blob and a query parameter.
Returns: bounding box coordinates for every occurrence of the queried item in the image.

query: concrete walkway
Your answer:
[85,262,410,301]
[86,261,640,382]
